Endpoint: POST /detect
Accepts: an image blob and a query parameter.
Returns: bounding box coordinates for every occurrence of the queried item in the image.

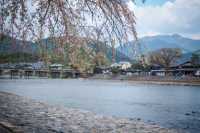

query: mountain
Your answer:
[0,34,39,63]
[0,34,38,54]
[0,34,131,63]
[3,33,199,64]
[117,34,200,59]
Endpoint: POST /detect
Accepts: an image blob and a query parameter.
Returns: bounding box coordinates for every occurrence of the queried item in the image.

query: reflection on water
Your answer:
[0,79,200,133]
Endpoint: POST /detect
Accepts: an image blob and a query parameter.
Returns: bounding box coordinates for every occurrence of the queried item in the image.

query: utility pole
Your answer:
[111,38,116,63]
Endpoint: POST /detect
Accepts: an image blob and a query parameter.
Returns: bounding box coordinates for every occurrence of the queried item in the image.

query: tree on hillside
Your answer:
[1,0,143,68]
[191,53,200,66]
[148,48,182,68]
[93,52,109,67]
[69,46,95,72]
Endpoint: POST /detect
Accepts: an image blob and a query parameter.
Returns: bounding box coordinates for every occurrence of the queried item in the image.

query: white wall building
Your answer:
[111,61,132,70]
[119,61,132,70]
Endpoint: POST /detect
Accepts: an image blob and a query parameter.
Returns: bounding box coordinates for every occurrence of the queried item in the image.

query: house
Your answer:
[32,61,46,69]
[119,61,132,70]
[50,64,64,70]
[174,61,199,69]
[111,61,132,70]
[14,63,33,70]
[151,61,200,77]
[195,70,200,77]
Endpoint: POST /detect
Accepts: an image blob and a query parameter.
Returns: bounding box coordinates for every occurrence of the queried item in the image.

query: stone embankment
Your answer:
[0,91,179,133]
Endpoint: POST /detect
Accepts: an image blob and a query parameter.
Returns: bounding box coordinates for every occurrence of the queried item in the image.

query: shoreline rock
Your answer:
[0,91,180,133]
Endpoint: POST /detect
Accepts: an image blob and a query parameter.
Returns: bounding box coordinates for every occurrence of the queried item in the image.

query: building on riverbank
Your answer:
[111,61,132,70]
[0,61,46,70]
[151,61,200,77]
[49,64,64,70]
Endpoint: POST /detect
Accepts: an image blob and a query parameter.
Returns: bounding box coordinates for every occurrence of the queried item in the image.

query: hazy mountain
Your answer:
[117,34,200,59]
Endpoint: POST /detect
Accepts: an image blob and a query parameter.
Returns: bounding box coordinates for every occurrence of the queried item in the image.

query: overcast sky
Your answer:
[127,0,200,39]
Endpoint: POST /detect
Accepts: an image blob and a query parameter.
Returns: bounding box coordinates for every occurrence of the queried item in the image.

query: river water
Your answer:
[0,79,200,133]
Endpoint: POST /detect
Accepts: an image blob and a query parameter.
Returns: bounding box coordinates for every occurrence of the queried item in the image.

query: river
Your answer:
[0,79,200,133]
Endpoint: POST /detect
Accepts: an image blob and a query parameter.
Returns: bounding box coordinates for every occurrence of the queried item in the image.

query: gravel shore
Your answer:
[0,91,180,133]
[90,74,200,86]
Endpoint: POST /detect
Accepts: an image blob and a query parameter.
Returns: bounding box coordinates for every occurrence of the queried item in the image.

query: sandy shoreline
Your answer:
[0,91,181,133]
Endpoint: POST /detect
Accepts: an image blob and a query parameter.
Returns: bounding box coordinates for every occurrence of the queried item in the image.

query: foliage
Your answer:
[69,46,94,72]
[0,34,12,44]
[148,48,182,68]
[0,34,112,72]
[191,53,200,66]
[131,61,151,71]
[49,54,64,64]
[131,62,144,70]
[111,67,121,74]
[0,52,38,63]
[93,52,109,67]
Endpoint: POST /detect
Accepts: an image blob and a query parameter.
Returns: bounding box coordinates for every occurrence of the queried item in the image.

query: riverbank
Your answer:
[90,74,200,86]
[0,91,180,133]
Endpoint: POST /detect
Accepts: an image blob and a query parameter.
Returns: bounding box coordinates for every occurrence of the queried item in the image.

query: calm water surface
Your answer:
[0,79,200,133]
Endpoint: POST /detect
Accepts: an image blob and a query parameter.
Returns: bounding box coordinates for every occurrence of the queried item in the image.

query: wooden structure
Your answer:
[151,61,200,77]
[0,68,84,79]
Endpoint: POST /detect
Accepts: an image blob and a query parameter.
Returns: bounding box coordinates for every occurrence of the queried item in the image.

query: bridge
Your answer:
[0,68,91,79]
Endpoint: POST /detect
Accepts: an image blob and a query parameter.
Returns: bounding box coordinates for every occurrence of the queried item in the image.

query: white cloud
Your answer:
[127,0,200,39]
